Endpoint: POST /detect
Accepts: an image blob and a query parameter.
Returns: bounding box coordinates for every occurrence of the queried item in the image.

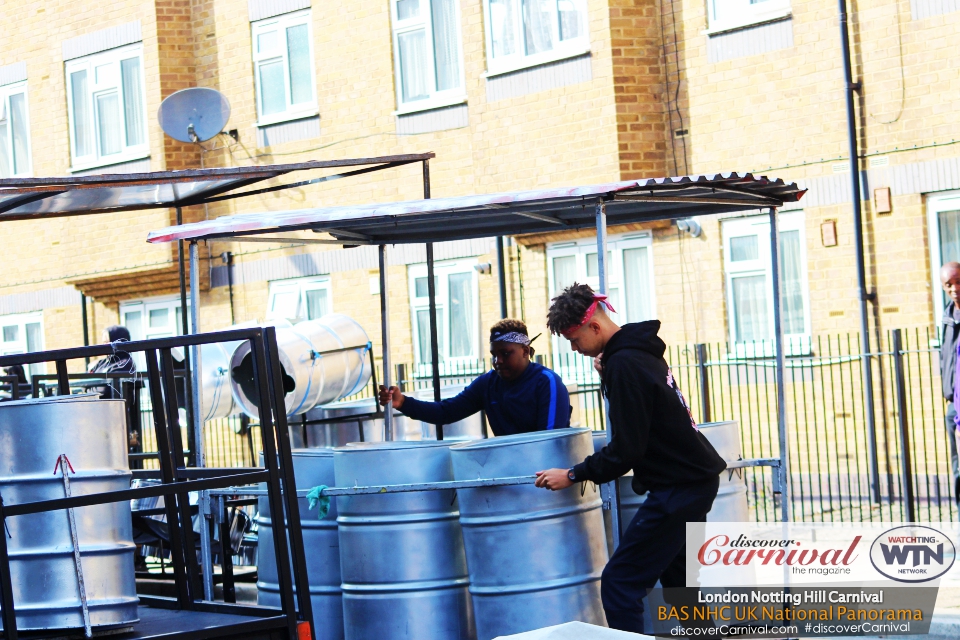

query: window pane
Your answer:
[557,0,582,40]
[416,308,444,362]
[939,209,960,310]
[257,30,279,54]
[286,24,313,105]
[123,310,144,341]
[414,276,438,298]
[149,308,169,329]
[70,70,92,157]
[448,272,473,357]
[732,275,769,342]
[95,63,114,85]
[431,0,460,92]
[522,0,555,55]
[269,290,300,319]
[397,0,420,19]
[729,235,759,262]
[623,247,652,323]
[552,255,577,295]
[489,0,518,57]
[398,29,430,102]
[2,326,18,343]
[175,306,185,335]
[121,57,144,146]
[96,92,122,156]
[25,323,41,352]
[585,251,612,278]
[0,120,10,179]
[779,230,805,335]
[305,288,329,320]
[9,93,28,175]
[259,59,287,115]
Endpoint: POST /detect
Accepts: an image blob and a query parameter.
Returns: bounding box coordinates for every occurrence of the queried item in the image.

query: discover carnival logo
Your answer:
[869,526,956,583]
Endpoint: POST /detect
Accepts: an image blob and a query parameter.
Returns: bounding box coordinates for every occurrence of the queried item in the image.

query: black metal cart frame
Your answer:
[0,326,313,640]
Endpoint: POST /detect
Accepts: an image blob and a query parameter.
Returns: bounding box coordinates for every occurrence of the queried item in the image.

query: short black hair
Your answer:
[489,318,528,341]
[547,282,597,335]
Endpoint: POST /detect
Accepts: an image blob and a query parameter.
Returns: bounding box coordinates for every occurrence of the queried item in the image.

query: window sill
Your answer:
[702,9,792,37]
[256,109,319,128]
[393,95,467,117]
[483,45,591,79]
[69,152,150,174]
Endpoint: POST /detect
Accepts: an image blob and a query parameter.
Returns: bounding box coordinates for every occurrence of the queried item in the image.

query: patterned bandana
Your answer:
[560,294,617,338]
[489,331,531,346]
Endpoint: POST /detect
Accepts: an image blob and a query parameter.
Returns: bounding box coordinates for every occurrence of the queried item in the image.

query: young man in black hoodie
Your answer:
[535,283,726,634]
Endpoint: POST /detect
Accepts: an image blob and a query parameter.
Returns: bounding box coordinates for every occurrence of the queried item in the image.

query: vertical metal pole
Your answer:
[596,198,621,547]
[224,252,236,325]
[696,343,712,424]
[892,329,916,522]
[0,495,19,640]
[81,293,90,368]
[423,160,443,440]
[189,241,213,601]
[769,207,791,523]
[176,207,196,467]
[497,237,508,319]
[839,0,880,503]
[379,245,394,441]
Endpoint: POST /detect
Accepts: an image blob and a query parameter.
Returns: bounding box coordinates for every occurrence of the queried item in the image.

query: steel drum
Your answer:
[415,384,485,440]
[0,395,138,631]
[698,421,749,521]
[257,449,343,640]
[591,431,645,555]
[451,428,607,640]
[303,398,403,446]
[334,441,474,640]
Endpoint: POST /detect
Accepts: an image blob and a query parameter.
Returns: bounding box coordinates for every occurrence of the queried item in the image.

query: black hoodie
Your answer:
[571,320,726,491]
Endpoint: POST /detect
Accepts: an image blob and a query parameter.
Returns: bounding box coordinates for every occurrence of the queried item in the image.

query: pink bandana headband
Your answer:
[560,294,616,338]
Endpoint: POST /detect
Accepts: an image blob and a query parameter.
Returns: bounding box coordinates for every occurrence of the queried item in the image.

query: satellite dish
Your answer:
[158,87,231,143]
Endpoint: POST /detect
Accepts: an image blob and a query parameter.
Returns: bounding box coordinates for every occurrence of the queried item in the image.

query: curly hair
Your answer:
[546,282,597,335]
[489,318,528,340]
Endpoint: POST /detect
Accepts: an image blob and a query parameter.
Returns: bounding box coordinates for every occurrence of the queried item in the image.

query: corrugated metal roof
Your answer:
[147,172,806,245]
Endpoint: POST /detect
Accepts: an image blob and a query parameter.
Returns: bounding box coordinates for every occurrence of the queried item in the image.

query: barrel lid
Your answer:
[335,440,454,452]
[290,447,334,458]
[0,392,111,407]
[450,427,591,451]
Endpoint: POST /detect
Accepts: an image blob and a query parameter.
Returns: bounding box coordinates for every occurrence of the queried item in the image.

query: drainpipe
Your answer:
[839,0,880,502]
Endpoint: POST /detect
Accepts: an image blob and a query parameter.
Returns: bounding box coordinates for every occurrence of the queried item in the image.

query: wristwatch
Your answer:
[567,468,576,482]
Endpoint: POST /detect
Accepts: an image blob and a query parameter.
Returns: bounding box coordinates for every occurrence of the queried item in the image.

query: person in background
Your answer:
[2,365,27,399]
[941,262,960,505]
[378,318,571,436]
[89,325,137,375]
[534,283,725,634]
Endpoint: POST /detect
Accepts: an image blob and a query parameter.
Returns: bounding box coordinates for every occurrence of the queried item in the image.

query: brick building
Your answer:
[0,0,958,383]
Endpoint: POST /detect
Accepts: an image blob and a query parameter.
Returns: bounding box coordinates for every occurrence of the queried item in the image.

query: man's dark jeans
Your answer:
[947,402,959,505]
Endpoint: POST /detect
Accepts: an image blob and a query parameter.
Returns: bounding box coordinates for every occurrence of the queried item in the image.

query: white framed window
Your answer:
[408,259,480,374]
[0,81,32,178]
[927,191,960,325]
[266,276,332,323]
[252,10,318,126]
[547,233,655,379]
[483,0,590,77]
[722,211,810,357]
[0,312,43,379]
[706,0,791,34]
[65,43,148,171]
[391,0,465,113]
[121,296,189,370]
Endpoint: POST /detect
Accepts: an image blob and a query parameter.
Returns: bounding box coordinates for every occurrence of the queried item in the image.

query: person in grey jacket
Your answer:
[940,262,960,504]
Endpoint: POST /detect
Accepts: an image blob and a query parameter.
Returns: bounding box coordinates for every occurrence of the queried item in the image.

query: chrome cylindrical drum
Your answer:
[231,314,372,417]
[592,431,645,554]
[699,421,749,521]
[334,442,474,640]
[0,395,138,631]
[416,384,485,440]
[304,398,413,446]
[199,341,239,421]
[258,449,343,640]
[451,429,607,640]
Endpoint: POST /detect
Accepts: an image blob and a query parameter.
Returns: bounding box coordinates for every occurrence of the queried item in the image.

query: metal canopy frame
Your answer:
[148,171,805,532]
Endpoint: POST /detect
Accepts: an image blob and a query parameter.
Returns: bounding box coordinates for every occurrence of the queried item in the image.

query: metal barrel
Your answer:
[698,421,749,521]
[450,428,607,640]
[415,384,485,440]
[0,395,138,631]
[231,313,372,417]
[591,431,644,555]
[303,398,396,447]
[257,449,343,640]
[334,441,474,640]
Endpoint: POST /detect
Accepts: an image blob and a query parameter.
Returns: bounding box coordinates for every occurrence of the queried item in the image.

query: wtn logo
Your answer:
[879,543,944,567]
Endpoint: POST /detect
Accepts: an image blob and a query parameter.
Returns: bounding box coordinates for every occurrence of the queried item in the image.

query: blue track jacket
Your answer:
[398,362,571,436]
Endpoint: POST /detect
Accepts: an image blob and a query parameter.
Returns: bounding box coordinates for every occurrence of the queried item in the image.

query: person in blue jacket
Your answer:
[378,319,571,436]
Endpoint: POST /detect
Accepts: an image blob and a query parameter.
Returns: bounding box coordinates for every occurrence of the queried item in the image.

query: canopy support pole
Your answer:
[81,293,90,368]
[768,207,790,523]
[424,161,443,440]
[497,237,508,318]
[596,198,621,549]
[379,244,394,441]
[176,207,196,467]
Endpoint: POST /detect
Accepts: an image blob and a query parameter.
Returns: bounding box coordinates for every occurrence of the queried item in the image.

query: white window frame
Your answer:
[926,191,960,328]
[722,211,810,358]
[408,258,481,375]
[265,276,333,323]
[120,296,189,370]
[546,232,656,380]
[0,312,43,380]
[704,0,792,35]
[252,10,318,127]
[0,81,32,178]
[482,0,591,77]
[391,0,467,114]
[65,43,149,172]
